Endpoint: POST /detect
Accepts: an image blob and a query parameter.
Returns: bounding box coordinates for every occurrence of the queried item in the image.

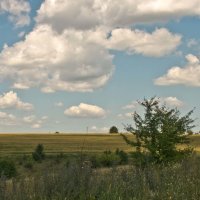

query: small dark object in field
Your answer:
[32,144,45,162]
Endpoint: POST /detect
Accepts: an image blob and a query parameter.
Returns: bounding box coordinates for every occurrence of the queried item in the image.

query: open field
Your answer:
[0,133,135,156]
[0,133,200,156]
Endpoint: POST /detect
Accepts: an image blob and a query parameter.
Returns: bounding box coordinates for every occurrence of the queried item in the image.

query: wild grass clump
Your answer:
[89,149,128,168]
[0,155,200,199]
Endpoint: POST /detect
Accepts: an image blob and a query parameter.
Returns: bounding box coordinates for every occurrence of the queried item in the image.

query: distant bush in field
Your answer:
[32,144,45,162]
[109,126,119,133]
[0,160,17,178]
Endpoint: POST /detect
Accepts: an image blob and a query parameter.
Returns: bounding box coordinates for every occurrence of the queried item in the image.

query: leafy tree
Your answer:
[109,126,119,133]
[124,97,195,163]
[32,144,45,162]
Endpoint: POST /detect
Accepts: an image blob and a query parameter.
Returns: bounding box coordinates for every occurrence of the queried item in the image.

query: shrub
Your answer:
[109,126,119,133]
[0,160,17,178]
[124,97,195,164]
[32,144,45,162]
[115,148,128,164]
[89,155,101,168]
[99,151,120,167]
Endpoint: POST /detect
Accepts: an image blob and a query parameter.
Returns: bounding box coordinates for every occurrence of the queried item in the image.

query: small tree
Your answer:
[32,144,45,162]
[124,97,195,163]
[109,126,119,134]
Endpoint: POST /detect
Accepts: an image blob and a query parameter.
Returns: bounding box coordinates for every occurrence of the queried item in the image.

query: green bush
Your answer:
[0,160,17,178]
[99,151,120,167]
[89,155,101,168]
[89,151,121,168]
[32,144,45,162]
[115,148,128,164]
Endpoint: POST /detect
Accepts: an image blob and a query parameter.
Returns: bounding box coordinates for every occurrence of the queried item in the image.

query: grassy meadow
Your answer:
[0,133,200,199]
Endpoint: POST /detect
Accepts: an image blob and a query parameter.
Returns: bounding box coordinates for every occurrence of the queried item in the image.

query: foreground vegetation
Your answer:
[0,154,200,200]
[0,134,200,199]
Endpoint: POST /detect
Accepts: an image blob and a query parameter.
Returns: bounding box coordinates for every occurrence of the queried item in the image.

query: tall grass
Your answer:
[0,155,200,200]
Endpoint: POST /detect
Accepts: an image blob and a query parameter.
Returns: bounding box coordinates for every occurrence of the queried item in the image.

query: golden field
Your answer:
[0,133,200,156]
[0,133,134,156]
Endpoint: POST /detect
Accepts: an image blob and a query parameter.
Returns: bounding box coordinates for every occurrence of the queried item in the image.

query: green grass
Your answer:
[0,133,200,156]
[1,156,200,200]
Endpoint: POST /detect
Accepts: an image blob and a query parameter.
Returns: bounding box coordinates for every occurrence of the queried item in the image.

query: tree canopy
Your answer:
[124,97,195,163]
[109,126,119,134]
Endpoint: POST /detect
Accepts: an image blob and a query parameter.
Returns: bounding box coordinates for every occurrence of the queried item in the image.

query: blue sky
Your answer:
[0,0,200,133]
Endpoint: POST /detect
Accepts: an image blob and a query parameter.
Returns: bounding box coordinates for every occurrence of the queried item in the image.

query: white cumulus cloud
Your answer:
[36,0,200,31]
[0,25,114,92]
[161,97,184,107]
[0,111,17,126]
[122,101,139,110]
[23,115,36,123]
[107,28,181,57]
[90,126,109,133]
[0,91,33,110]
[0,0,30,27]
[55,102,64,107]
[155,54,200,87]
[64,103,106,118]
[31,123,41,129]
[118,112,133,119]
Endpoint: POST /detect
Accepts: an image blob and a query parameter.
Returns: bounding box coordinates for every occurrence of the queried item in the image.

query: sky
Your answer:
[0,0,200,133]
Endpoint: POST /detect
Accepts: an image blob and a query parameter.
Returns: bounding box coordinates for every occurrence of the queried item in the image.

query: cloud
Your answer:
[122,101,138,110]
[55,102,64,107]
[187,39,199,48]
[41,116,48,120]
[90,125,98,131]
[1,0,195,94]
[118,112,133,119]
[36,0,100,32]
[0,25,181,93]
[31,123,41,129]
[90,126,109,133]
[64,103,106,118]
[155,54,200,87]
[107,28,181,57]
[23,115,48,128]
[36,0,200,31]
[0,0,30,27]
[0,25,114,92]
[0,91,33,110]
[161,97,184,107]
[0,111,17,126]
[23,115,36,123]
[18,31,25,38]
